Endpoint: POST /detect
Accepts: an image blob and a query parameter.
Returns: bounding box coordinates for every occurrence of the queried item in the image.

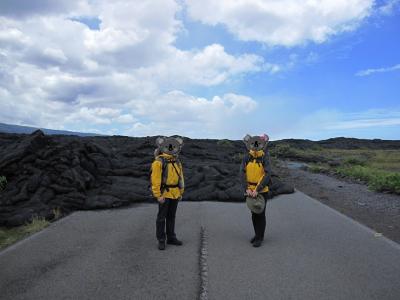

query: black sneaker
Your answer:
[250,236,264,244]
[158,241,166,250]
[167,238,183,246]
[253,239,262,248]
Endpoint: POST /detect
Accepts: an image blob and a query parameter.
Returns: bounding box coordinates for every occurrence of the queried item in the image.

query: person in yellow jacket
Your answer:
[151,136,185,250]
[240,134,272,248]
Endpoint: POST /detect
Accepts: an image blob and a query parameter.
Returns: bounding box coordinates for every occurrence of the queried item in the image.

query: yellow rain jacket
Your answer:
[151,153,184,200]
[240,149,271,193]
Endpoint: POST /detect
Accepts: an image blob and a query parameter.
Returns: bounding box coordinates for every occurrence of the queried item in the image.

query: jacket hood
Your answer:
[158,153,176,160]
[249,149,264,158]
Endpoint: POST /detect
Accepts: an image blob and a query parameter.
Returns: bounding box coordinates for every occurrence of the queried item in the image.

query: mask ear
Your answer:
[155,137,165,147]
[262,134,270,149]
[175,137,184,146]
[243,134,251,143]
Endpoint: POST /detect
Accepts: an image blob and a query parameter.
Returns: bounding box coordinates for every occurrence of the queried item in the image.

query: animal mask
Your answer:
[243,134,269,151]
[155,136,184,156]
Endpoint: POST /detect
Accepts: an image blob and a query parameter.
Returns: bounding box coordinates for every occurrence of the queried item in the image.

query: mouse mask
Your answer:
[243,134,269,151]
[155,136,184,156]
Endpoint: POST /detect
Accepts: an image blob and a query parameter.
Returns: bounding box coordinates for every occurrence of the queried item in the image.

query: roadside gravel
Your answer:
[276,160,400,244]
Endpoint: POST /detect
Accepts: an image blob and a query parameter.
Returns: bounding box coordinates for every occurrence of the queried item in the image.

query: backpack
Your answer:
[148,156,182,196]
[243,151,272,189]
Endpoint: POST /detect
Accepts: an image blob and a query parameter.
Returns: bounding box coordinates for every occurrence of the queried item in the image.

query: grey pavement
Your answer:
[1,192,400,300]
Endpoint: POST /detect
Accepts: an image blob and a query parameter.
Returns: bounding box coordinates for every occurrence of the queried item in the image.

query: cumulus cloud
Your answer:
[185,0,374,46]
[124,91,258,137]
[0,0,269,137]
[356,64,400,76]
[134,44,267,87]
[0,0,88,17]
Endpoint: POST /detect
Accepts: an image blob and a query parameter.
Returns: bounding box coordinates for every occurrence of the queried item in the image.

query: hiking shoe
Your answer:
[250,236,264,244]
[253,239,262,248]
[167,238,183,246]
[158,241,166,250]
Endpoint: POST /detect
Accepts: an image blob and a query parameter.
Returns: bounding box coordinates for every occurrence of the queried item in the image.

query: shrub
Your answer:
[369,173,400,194]
[270,144,298,158]
[336,166,400,194]
[0,176,6,191]
[309,164,329,173]
[343,156,367,166]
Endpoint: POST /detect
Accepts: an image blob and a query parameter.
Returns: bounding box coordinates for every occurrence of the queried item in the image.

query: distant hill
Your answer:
[272,137,400,150]
[0,122,102,137]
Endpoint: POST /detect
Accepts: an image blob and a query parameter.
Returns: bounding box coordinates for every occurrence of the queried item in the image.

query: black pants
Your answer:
[251,193,270,239]
[156,198,178,242]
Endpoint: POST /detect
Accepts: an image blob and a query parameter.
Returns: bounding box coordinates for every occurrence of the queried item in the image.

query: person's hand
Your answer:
[246,189,253,197]
[157,197,165,204]
[252,190,258,197]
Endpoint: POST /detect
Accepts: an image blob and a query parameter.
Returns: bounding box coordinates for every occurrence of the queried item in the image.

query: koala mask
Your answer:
[243,134,269,151]
[155,136,184,156]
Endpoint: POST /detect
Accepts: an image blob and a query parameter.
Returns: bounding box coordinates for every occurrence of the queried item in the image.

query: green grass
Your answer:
[272,145,400,194]
[0,216,50,250]
[336,165,400,194]
[308,164,330,174]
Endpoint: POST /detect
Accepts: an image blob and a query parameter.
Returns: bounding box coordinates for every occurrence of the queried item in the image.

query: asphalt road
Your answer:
[1,192,400,300]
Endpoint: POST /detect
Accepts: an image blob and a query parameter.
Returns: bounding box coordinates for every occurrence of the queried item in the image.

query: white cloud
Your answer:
[134,44,267,87]
[356,64,400,76]
[0,0,86,17]
[0,0,269,137]
[185,0,374,46]
[379,0,400,15]
[273,108,400,140]
[123,91,257,138]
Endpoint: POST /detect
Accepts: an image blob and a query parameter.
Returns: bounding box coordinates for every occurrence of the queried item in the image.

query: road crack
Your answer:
[199,226,208,300]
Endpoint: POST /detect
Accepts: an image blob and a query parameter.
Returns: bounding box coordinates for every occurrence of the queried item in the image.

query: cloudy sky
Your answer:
[0,0,399,140]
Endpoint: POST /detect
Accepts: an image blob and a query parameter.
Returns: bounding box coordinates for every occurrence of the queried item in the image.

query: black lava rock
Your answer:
[0,131,294,226]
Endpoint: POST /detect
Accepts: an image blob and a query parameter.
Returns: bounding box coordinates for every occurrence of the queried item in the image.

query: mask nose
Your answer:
[254,141,259,147]
[168,144,173,151]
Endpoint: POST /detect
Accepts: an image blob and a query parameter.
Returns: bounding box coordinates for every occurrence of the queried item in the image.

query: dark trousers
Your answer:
[252,208,266,239]
[156,198,178,242]
[251,193,269,239]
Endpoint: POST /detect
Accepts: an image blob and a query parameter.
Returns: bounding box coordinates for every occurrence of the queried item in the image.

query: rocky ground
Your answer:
[0,131,294,226]
[276,161,400,243]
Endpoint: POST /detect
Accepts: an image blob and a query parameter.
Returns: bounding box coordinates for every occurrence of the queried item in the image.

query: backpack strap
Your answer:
[154,156,169,194]
[158,156,183,193]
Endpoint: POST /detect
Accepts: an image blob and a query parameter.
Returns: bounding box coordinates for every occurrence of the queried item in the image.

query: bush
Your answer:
[217,139,233,147]
[369,173,400,194]
[309,164,329,174]
[343,156,367,166]
[336,166,400,194]
[270,144,298,158]
[0,176,6,191]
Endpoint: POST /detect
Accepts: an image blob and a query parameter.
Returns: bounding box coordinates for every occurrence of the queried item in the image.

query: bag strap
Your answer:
[170,160,182,179]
